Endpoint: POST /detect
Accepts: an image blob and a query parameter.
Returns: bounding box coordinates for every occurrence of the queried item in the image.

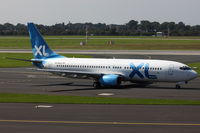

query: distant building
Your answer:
[107,40,115,45]
[80,41,85,46]
[156,32,163,37]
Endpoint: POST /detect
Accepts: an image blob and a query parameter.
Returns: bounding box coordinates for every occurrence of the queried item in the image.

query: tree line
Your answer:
[0,20,200,36]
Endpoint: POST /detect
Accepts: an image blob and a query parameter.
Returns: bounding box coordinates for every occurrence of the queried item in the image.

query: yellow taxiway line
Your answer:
[0,120,200,126]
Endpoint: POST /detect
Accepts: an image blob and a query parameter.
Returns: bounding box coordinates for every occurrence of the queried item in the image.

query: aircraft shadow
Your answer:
[145,85,200,90]
[33,82,200,92]
[50,84,135,92]
[51,84,184,92]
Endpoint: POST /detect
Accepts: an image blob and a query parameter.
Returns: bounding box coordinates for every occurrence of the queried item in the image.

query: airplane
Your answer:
[11,23,198,89]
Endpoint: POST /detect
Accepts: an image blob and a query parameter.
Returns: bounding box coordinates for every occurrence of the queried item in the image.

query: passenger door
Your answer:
[168,64,174,76]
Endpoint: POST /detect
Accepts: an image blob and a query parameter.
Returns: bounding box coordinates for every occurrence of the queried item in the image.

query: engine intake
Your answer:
[99,74,121,86]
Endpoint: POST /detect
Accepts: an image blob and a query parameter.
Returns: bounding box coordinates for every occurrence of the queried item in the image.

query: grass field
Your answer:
[0,36,200,50]
[0,53,91,68]
[0,93,200,105]
[1,36,200,39]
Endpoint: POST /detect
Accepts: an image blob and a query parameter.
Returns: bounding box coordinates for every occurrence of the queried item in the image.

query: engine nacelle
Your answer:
[99,74,121,86]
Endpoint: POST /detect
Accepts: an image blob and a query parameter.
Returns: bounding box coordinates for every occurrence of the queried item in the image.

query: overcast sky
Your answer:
[0,0,199,25]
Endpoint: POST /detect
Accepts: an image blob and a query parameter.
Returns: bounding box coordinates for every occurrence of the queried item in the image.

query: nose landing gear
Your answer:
[175,84,181,89]
[175,81,188,89]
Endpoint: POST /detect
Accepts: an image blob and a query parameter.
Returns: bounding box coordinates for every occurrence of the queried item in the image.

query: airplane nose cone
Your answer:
[190,71,198,80]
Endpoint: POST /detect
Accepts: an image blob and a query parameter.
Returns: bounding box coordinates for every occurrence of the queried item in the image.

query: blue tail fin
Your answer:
[27,22,63,59]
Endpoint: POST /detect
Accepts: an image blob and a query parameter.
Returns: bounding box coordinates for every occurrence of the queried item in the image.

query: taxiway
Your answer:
[0,103,200,133]
[0,67,199,100]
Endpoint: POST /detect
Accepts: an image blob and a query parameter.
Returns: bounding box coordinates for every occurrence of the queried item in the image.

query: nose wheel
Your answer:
[175,84,181,89]
[175,81,188,89]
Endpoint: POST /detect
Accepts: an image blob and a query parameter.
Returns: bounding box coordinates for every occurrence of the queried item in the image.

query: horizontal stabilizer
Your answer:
[6,57,42,63]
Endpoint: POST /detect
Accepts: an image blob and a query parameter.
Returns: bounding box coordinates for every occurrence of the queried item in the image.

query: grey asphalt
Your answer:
[0,103,200,133]
[0,67,200,100]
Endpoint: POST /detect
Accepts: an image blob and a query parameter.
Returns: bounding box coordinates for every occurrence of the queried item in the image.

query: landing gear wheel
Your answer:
[93,82,101,89]
[176,84,181,89]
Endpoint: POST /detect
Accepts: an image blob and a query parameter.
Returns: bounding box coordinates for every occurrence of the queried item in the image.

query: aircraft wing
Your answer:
[37,69,124,79]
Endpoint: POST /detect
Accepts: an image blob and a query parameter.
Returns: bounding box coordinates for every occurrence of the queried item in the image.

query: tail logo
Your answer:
[34,45,48,57]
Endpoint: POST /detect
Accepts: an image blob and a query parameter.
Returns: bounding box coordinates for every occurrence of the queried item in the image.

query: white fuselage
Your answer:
[43,57,198,83]
[27,23,198,88]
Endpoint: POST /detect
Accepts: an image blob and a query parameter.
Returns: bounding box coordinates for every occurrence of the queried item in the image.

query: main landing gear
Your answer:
[93,81,101,89]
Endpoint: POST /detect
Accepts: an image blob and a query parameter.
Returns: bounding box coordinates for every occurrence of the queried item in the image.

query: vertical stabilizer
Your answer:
[27,23,63,59]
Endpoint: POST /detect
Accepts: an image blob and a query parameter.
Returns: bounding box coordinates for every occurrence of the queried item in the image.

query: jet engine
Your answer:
[99,74,121,86]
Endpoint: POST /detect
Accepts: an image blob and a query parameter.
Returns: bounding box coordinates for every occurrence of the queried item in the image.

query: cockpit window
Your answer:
[180,66,191,70]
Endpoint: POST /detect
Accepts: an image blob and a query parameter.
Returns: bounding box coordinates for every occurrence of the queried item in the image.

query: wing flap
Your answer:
[37,69,124,79]
[37,69,102,78]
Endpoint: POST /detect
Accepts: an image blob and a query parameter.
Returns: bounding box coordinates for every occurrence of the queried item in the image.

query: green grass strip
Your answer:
[0,93,200,105]
[0,36,200,50]
[0,53,91,68]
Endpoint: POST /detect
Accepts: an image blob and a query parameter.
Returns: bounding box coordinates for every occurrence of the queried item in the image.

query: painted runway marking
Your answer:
[0,120,200,126]
[27,75,36,78]
[35,105,53,108]
[98,93,114,96]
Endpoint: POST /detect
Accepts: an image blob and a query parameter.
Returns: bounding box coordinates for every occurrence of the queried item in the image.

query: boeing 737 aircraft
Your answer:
[14,23,198,89]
